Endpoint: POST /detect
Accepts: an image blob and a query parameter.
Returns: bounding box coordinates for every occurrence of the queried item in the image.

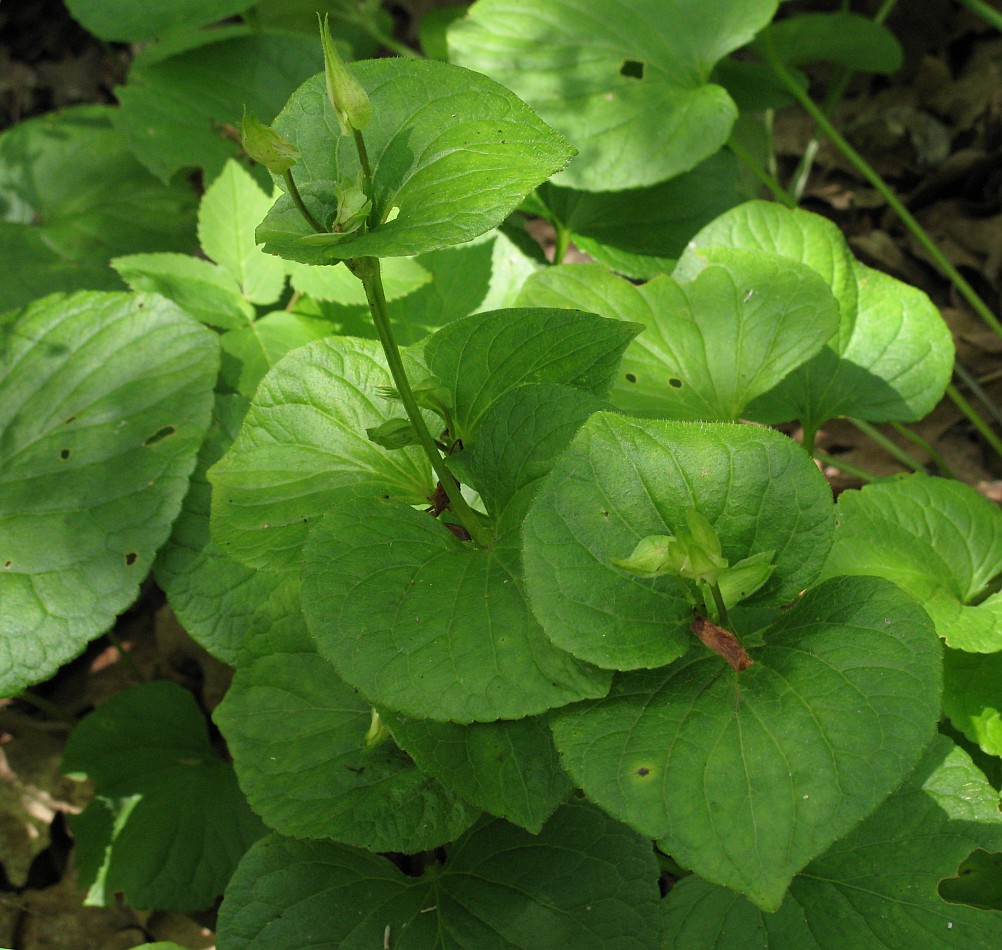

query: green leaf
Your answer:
[449,0,778,191]
[555,575,941,912]
[820,473,1002,652]
[301,498,611,723]
[0,105,197,312]
[64,0,257,41]
[63,681,264,911]
[757,12,903,73]
[199,160,287,306]
[422,308,640,441]
[385,713,572,833]
[112,252,254,329]
[219,311,336,397]
[0,292,217,696]
[522,413,834,670]
[943,648,1002,758]
[214,651,479,851]
[939,849,1002,912]
[660,736,1002,946]
[676,202,953,434]
[154,395,295,665]
[517,257,838,420]
[532,151,741,280]
[114,31,323,183]
[208,337,432,572]
[285,256,430,303]
[218,801,662,949]
[465,383,608,531]
[257,61,575,261]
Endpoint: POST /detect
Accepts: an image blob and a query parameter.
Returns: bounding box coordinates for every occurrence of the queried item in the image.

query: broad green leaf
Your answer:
[218,801,661,949]
[756,12,903,73]
[0,105,197,312]
[517,258,838,420]
[154,395,296,665]
[385,712,572,833]
[531,151,741,280]
[449,0,778,191]
[63,681,264,911]
[219,311,336,396]
[943,649,1002,758]
[465,383,608,531]
[820,473,1002,652]
[64,0,256,41]
[522,413,834,670]
[285,257,430,304]
[677,201,953,434]
[112,252,254,329]
[660,736,1002,946]
[114,31,323,183]
[214,652,479,851]
[0,292,217,696]
[748,262,954,434]
[555,575,941,912]
[422,308,640,441]
[301,498,611,723]
[199,160,286,306]
[208,337,432,572]
[257,62,575,261]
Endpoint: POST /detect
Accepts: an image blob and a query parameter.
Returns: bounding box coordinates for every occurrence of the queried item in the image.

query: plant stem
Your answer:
[356,257,490,546]
[105,628,145,681]
[890,422,955,478]
[947,383,1002,459]
[15,689,76,723]
[707,581,732,631]
[763,40,1002,342]
[553,222,572,264]
[956,0,1002,32]
[283,169,325,233]
[953,361,1002,429]
[848,418,924,471]
[352,129,374,214]
[728,136,796,207]
[814,451,876,483]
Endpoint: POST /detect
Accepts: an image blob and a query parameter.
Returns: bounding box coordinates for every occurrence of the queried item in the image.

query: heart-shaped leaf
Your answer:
[820,472,1002,653]
[517,257,838,420]
[257,60,575,262]
[385,712,572,833]
[660,736,1002,945]
[756,12,903,73]
[214,651,479,852]
[1,292,217,696]
[522,413,834,670]
[63,681,264,911]
[208,337,432,572]
[449,0,778,191]
[217,801,662,949]
[422,308,638,441]
[301,498,611,723]
[553,575,942,911]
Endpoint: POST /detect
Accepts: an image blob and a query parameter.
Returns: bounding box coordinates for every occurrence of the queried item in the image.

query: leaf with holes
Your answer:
[0,291,217,696]
[517,257,838,421]
[256,60,575,262]
[449,0,777,191]
[553,575,941,911]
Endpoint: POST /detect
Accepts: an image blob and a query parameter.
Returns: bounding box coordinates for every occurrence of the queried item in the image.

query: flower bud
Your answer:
[319,14,372,135]
[240,110,300,174]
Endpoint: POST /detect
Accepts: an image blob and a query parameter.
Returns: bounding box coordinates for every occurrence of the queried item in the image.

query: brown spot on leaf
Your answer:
[692,615,753,672]
[636,767,651,777]
[143,425,176,447]
[125,552,138,566]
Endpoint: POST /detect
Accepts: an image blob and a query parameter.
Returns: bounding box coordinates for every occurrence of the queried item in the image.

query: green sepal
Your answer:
[366,418,421,450]
[240,110,299,174]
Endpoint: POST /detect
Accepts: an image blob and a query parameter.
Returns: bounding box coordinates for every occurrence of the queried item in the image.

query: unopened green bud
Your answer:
[610,535,679,577]
[332,173,371,234]
[362,708,391,751]
[240,110,299,174]
[717,551,776,607]
[319,14,372,135]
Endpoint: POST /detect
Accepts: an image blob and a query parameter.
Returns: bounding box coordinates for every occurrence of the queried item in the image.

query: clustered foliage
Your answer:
[2,1,1002,948]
